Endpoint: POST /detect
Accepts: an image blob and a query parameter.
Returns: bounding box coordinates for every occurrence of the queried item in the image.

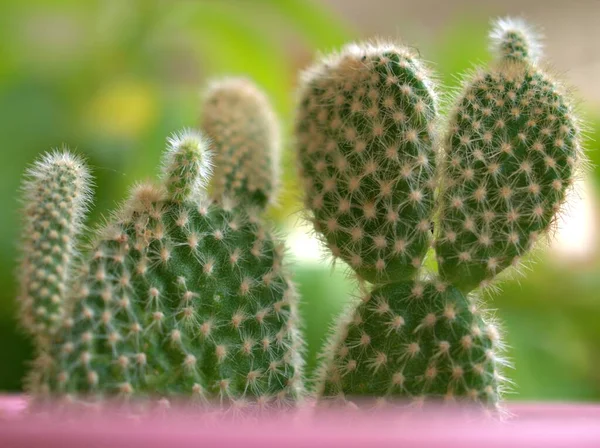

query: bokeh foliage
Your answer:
[0,0,598,401]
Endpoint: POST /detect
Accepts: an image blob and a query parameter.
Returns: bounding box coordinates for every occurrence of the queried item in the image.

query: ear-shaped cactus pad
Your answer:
[435,19,580,293]
[316,280,503,408]
[296,43,438,284]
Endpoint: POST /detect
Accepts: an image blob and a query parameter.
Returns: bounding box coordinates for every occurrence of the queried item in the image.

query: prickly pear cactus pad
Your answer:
[296,43,438,284]
[19,128,303,409]
[317,280,502,406]
[297,19,582,412]
[202,78,280,210]
[435,19,581,293]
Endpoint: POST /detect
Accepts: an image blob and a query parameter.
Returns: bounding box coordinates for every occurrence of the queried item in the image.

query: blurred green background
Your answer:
[0,0,598,401]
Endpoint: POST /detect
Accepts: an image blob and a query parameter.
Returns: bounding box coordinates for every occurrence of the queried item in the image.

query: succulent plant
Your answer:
[15,16,584,417]
[296,19,582,411]
[17,79,303,410]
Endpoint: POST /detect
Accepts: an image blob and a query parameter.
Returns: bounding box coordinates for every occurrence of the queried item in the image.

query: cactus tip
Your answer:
[490,17,542,64]
[162,129,213,202]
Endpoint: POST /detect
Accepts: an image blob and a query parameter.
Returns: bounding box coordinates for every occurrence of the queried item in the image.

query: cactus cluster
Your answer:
[296,19,581,411]
[18,80,303,410]
[15,17,582,415]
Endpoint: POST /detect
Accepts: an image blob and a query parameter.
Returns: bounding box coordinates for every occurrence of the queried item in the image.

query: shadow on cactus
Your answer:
[17,80,303,410]
[296,18,583,412]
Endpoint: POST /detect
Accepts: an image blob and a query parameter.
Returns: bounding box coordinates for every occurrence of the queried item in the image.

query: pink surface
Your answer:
[1,397,599,448]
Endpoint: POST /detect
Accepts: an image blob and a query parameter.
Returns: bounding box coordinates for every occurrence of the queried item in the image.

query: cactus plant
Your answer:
[296,19,581,411]
[17,80,303,410]
[14,16,584,416]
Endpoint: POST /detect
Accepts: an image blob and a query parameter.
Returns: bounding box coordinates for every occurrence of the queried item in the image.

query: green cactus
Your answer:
[15,16,584,415]
[201,77,280,210]
[296,43,438,284]
[297,19,581,410]
[435,18,580,293]
[489,17,541,64]
[18,81,303,409]
[317,281,502,407]
[18,152,92,345]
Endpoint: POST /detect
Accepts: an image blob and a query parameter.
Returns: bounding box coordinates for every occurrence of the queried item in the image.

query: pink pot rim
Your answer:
[1,396,599,448]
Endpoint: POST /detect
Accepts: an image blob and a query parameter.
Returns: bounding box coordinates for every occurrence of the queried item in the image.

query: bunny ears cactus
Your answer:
[15,16,583,416]
[18,80,303,410]
[296,18,581,410]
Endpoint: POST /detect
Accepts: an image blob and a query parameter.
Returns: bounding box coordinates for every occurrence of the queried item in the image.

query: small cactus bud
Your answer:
[162,129,213,203]
[489,17,541,64]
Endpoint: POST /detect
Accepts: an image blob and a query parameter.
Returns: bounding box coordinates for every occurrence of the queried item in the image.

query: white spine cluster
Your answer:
[162,129,213,203]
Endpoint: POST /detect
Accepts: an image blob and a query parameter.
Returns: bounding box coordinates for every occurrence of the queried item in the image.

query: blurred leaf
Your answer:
[258,0,352,49]
[0,316,32,392]
[163,2,292,114]
[502,310,597,400]
[432,17,490,93]
[295,263,354,382]
[583,113,600,189]
[494,262,600,400]
[84,79,159,139]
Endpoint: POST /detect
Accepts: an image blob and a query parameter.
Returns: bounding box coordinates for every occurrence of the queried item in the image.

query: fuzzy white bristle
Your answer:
[489,17,543,64]
[163,128,213,200]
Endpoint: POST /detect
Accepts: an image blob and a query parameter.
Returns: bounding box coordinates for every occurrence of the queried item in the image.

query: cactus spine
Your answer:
[297,19,580,410]
[19,80,303,409]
